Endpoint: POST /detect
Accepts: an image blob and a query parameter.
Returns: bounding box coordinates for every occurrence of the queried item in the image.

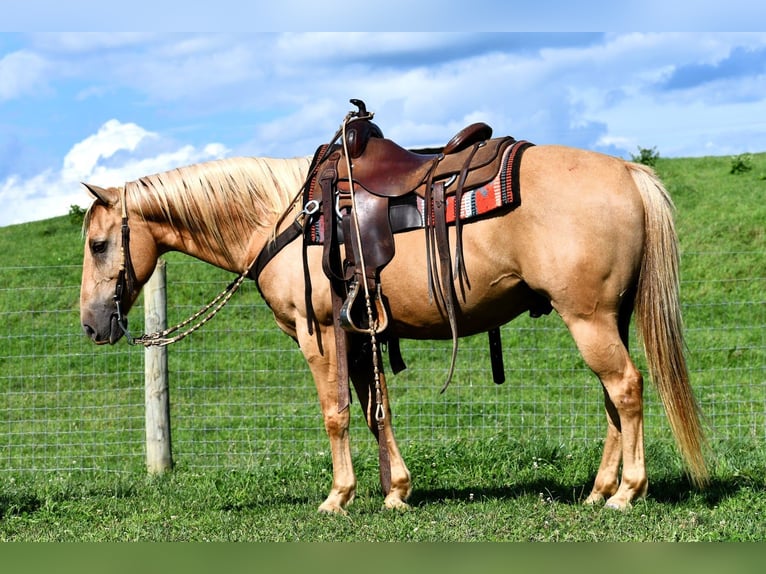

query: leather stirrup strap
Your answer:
[376,369,392,495]
[433,181,459,392]
[314,155,351,412]
[332,286,350,413]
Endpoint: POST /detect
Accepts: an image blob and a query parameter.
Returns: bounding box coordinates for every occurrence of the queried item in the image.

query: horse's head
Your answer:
[79,183,159,344]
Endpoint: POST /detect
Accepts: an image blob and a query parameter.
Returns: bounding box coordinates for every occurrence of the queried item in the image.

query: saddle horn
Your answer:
[350,98,370,118]
[345,99,383,158]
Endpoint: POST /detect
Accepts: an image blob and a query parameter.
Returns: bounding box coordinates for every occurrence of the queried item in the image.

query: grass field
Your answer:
[0,150,764,541]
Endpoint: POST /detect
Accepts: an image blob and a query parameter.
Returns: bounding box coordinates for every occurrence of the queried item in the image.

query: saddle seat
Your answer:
[337,120,508,199]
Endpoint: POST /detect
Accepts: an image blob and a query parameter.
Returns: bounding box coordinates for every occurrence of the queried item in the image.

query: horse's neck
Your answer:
[135,155,309,274]
[149,212,275,275]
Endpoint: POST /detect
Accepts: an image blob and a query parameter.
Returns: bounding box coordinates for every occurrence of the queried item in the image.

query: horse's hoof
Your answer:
[318,502,348,515]
[383,493,410,511]
[604,497,631,511]
[583,493,605,506]
[318,494,353,514]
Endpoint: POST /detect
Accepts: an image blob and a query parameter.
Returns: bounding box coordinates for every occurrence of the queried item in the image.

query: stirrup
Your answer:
[339,280,389,334]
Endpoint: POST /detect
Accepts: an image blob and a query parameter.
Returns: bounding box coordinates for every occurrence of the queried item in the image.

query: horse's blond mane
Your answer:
[125,156,310,267]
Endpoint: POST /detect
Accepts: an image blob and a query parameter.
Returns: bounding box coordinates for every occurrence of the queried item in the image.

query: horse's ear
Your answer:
[81,182,120,206]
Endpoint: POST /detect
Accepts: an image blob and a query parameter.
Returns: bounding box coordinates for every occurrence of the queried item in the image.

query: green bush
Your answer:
[68,204,86,226]
[729,153,753,174]
[631,146,660,167]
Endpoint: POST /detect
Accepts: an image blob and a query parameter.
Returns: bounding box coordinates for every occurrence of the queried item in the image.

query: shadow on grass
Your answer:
[648,474,762,506]
[218,493,317,512]
[407,474,763,509]
[408,479,588,507]
[0,493,44,519]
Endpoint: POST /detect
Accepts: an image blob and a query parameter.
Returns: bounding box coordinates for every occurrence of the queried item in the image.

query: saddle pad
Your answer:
[307,139,533,245]
[430,138,532,224]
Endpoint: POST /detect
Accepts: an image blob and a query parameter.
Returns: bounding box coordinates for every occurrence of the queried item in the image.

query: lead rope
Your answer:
[130,272,250,347]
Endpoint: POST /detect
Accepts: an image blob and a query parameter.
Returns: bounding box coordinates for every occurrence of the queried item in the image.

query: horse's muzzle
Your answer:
[81,313,124,345]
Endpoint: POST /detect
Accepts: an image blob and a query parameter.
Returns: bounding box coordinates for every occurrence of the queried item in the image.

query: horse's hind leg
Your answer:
[564,314,647,510]
[585,386,626,505]
[348,336,412,509]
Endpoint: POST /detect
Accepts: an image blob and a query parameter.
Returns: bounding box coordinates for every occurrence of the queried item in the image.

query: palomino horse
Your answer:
[79,139,709,512]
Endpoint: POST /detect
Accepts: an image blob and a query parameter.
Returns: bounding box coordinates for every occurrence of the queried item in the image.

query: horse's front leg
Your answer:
[297,324,357,513]
[348,336,412,509]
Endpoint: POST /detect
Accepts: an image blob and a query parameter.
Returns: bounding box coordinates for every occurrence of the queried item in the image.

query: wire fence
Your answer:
[0,251,764,475]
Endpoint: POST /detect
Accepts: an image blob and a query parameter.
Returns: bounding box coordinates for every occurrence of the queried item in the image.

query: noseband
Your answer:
[112,186,252,347]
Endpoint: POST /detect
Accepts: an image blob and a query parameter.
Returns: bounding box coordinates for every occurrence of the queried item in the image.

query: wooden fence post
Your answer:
[144,259,173,473]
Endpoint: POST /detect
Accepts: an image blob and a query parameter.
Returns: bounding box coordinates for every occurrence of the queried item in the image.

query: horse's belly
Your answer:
[382,271,534,340]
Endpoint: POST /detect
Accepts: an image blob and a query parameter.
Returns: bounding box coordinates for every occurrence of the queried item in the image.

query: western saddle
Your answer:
[303,99,526,401]
[254,99,531,409]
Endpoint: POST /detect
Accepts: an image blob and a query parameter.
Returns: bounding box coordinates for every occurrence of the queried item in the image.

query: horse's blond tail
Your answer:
[629,162,710,489]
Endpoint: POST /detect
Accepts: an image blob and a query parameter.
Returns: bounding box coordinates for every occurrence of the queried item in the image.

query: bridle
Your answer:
[112,186,252,347]
[112,186,136,342]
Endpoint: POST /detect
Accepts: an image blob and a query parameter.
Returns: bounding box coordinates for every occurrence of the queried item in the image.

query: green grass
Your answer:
[2,439,766,541]
[0,151,764,541]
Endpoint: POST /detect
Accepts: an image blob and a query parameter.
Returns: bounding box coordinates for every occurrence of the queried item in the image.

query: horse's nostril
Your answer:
[82,324,96,339]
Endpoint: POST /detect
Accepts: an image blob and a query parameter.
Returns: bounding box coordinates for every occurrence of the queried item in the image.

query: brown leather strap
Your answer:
[314,154,351,412]
[372,344,391,495]
[423,165,438,304]
[378,413,391,495]
[348,336,391,495]
[488,327,505,384]
[332,286,350,413]
[453,142,482,294]
[433,181,459,391]
[319,157,344,283]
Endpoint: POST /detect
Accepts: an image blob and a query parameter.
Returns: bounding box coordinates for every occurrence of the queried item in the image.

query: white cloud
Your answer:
[0,119,229,227]
[62,119,157,183]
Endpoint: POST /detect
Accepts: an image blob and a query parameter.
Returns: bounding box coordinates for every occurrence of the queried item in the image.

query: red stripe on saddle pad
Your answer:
[435,138,530,224]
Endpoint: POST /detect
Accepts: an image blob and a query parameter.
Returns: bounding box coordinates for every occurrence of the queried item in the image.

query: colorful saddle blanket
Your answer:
[306,138,533,245]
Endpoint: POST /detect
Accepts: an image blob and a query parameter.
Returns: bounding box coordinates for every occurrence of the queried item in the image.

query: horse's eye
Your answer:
[90,240,108,255]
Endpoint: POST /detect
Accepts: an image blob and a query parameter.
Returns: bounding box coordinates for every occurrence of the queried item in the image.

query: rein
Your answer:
[113,186,254,347]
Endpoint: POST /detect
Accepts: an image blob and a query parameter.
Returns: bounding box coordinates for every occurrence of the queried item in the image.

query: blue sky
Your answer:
[2,30,766,226]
